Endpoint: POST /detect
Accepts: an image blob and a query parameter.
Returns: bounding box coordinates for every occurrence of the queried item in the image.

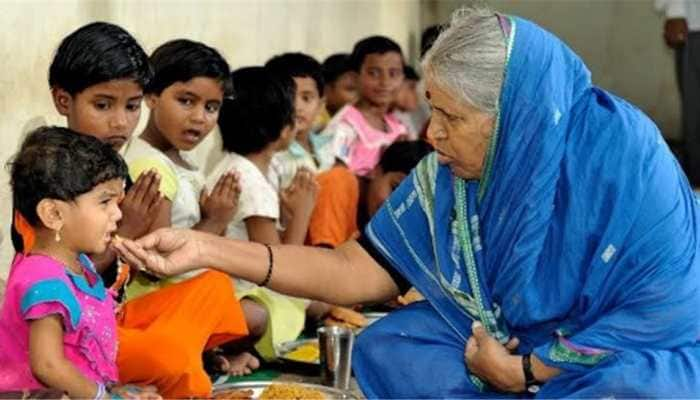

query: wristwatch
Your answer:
[522,353,543,394]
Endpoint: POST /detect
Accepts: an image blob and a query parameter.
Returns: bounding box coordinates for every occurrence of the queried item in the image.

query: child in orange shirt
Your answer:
[308,140,433,248]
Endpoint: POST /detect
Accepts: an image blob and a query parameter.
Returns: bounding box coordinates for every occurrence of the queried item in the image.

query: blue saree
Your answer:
[354,15,700,398]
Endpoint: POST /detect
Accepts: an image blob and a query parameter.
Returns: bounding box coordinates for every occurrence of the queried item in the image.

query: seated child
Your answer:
[121,39,254,376]
[392,65,422,140]
[309,140,433,248]
[208,66,318,361]
[266,53,334,190]
[0,127,158,399]
[321,53,358,119]
[321,36,408,177]
[407,25,444,141]
[45,23,248,397]
[123,38,239,292]
[44,21,161,281]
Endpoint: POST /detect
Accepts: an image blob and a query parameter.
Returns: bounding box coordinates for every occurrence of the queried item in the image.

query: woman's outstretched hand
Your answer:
[112,228,206,277]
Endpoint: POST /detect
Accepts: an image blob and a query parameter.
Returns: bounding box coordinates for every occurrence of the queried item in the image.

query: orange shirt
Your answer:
[308,166,360,248]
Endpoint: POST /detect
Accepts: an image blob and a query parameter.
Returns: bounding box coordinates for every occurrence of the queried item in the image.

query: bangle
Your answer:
[94,383,106,400]
[522,353,543,394]
[259,244,273,287]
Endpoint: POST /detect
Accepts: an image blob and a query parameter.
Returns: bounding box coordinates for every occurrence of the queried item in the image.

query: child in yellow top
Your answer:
[123,39,240,294]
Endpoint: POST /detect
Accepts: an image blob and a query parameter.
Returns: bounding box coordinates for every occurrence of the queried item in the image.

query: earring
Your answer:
[54,228,61,243]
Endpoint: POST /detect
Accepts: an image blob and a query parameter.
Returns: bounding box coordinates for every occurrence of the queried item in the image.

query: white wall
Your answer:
[0,0,421,278]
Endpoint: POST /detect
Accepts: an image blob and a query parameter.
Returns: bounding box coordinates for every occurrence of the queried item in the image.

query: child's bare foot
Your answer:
[217,352,260,376]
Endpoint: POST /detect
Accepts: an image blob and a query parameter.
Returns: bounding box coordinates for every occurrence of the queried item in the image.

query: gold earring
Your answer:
[54,229,61,243]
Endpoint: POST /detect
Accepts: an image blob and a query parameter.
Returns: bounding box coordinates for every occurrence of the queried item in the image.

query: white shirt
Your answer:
[207,153,287,295]
[656,0,700,31]
[207,152,279,241]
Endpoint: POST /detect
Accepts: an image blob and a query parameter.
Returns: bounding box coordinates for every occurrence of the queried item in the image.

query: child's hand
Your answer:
[326,306,368,328]
[280,168,318,220]
[119,170,163,239]
[109,384,162,400]
[199,171,240,234]
[397,287,424,306]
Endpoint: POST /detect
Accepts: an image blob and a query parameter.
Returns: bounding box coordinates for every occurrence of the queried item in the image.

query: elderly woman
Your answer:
[115,4,700,398]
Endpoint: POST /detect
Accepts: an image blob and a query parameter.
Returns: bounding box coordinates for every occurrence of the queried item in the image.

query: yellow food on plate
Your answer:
[284,342,320,363]
[260,384,325,400]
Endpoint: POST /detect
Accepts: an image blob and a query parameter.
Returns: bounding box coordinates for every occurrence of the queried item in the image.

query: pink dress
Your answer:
[323,105,407,176]
[0,253,118,390]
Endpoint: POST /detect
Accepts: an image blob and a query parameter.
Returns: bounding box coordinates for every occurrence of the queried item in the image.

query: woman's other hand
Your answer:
[464,322,523,393]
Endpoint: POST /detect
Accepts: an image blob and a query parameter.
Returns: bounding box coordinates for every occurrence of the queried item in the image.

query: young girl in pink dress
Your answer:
[0,127,158,399]
[322,36,408,177]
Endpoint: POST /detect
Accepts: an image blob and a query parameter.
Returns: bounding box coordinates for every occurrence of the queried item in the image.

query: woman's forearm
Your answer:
[201,235,399,305]
[495,354,562,393]
[531,353,561,382]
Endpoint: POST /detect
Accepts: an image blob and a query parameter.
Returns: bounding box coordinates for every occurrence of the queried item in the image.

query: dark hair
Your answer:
[146,39,232,96]
[403,65,420,81]
[349,35,404,71]
[420,25,442,58]
[49,22,152,95]
[322,53,353,85]
[266,52,324,95]
[218,67,295,155]
[9,126,128,229]
[379,140,433,175]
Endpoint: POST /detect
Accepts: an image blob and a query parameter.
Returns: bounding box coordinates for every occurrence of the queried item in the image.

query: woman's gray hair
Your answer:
[422,2,506,115]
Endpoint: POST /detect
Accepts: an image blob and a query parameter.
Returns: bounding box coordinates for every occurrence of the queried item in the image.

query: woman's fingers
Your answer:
[113,240,146,270]
[465,336,478,363]
[505,337,520,352]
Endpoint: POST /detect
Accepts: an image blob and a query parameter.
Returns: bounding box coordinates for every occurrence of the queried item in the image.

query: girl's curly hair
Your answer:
[9,126,128,227]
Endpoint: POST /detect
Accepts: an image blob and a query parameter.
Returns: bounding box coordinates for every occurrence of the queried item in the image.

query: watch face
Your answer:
[527,384,541,394]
